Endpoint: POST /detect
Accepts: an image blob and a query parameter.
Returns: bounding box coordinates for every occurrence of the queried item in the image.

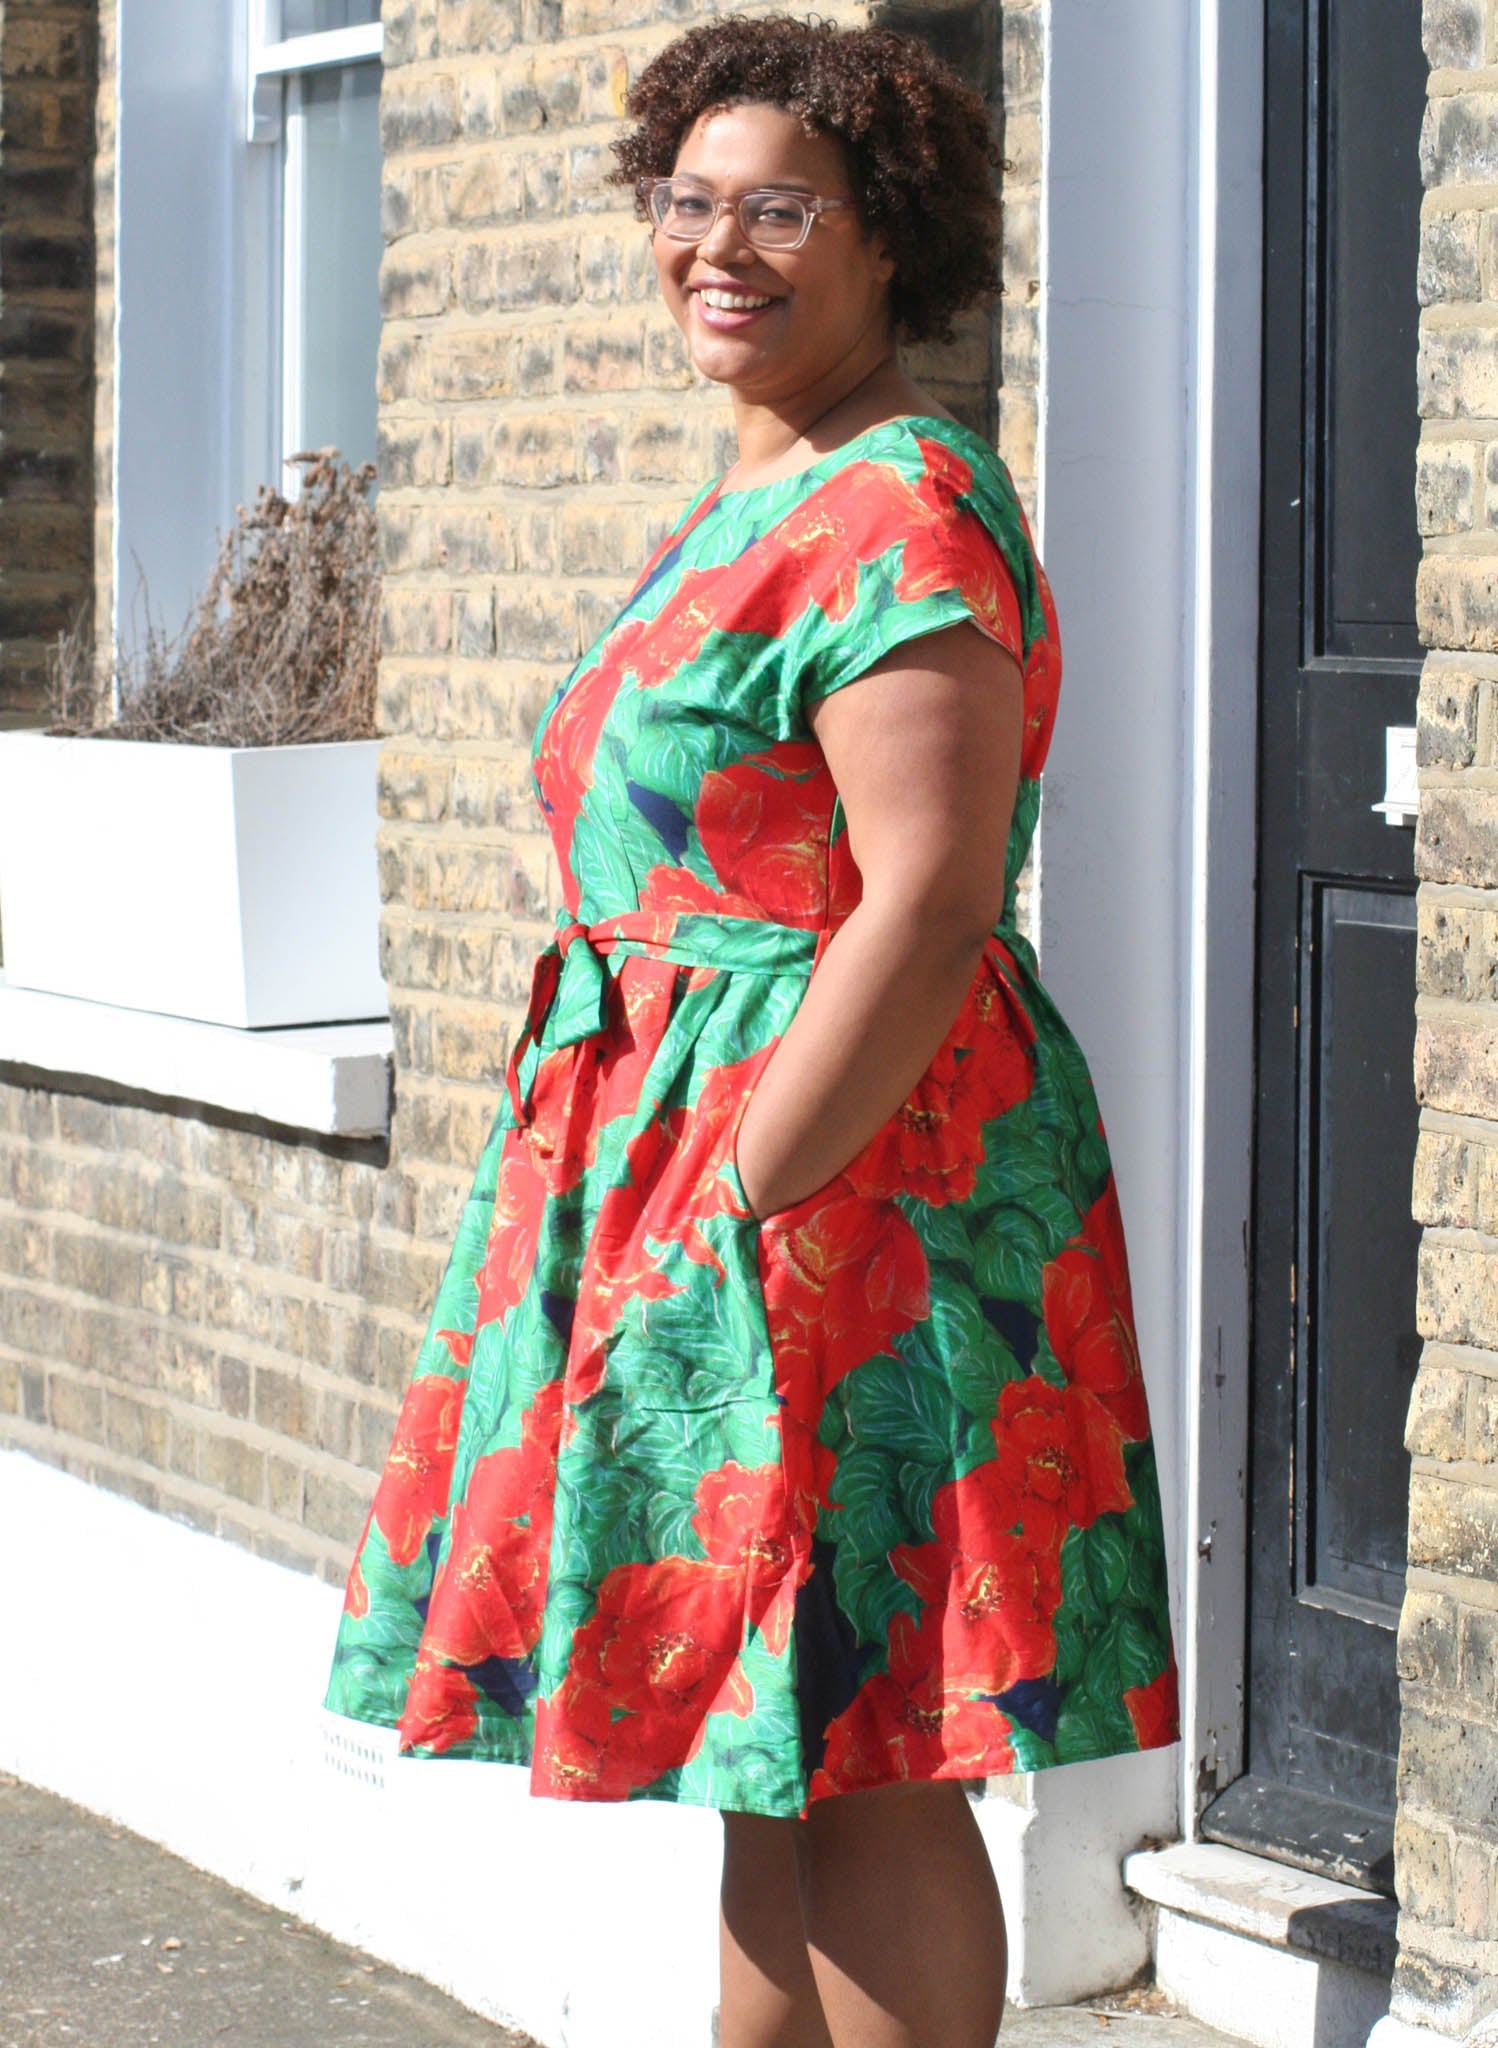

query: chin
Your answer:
[688,344,766,389]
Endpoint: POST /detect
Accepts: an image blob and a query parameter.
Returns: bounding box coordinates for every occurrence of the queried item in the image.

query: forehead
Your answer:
[670,103,852,192]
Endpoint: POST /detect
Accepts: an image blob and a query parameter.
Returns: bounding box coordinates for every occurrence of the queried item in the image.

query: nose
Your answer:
[696,199,755,265]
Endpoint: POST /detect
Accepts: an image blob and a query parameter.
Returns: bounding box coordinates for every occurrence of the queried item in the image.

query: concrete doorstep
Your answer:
[0,1774,1255,2048]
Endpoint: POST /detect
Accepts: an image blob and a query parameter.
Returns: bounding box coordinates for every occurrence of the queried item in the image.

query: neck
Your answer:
[727,327,901,477]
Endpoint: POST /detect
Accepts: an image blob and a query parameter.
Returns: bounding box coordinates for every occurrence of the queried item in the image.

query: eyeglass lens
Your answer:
[648,183,810,248]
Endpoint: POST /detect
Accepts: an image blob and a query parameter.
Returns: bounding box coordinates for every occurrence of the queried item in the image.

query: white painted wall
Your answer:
[0,1451,1135,2043]
[1020,0,1264,1992]
[0,1451,726,2048]
[1177,0,1263,1827]
[1040,0,1194,1653]
[1032,0,1195,1963]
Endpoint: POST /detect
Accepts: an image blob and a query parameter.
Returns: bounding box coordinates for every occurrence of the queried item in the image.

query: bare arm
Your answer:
[733,620,1027,1220]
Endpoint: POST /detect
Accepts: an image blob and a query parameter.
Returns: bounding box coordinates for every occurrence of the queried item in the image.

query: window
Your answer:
[247,1,384,483]
[113,3,384,652]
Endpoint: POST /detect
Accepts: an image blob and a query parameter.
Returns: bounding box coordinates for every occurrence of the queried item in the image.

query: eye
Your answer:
[667,189,715,220]
[749,197,803,225]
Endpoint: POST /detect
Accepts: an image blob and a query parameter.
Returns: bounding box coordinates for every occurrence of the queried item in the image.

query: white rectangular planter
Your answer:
[0,732,387,1028]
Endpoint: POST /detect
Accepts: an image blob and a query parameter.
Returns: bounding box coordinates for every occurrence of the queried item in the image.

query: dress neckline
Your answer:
[706,412,1003,506]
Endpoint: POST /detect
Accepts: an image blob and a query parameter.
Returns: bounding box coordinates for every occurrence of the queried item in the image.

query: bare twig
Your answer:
[46,448,381,747]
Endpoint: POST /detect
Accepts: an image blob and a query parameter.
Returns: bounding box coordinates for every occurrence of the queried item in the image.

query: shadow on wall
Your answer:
[870,0,1004,448]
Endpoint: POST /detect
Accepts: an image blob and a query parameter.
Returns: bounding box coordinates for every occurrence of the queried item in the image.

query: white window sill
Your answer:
[0,972,391,1139]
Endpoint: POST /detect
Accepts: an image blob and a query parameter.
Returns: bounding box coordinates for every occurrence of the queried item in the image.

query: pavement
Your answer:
[0,1773,1250,2048]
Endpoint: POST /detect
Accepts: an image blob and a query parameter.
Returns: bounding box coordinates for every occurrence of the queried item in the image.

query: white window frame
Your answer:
[245,1,383,486]
[246,2,383,141]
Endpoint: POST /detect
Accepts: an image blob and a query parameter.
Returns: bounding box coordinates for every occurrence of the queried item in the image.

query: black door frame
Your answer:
[1199,0,1425,1893]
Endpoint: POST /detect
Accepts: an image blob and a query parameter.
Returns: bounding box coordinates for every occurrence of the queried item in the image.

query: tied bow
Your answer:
[505,918,615,1126]
[502,908,830,1128]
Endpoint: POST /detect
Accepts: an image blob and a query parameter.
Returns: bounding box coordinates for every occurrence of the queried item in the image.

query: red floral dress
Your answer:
[324,415,1180,1815]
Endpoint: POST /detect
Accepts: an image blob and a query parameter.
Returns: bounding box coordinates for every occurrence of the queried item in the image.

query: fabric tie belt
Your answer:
[504,907,830,1125]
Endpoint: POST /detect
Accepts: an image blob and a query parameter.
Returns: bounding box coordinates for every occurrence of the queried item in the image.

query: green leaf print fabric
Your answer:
[323,415,1180,1816]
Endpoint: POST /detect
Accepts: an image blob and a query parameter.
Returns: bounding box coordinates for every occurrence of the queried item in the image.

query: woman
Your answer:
[326,17,1179,2047]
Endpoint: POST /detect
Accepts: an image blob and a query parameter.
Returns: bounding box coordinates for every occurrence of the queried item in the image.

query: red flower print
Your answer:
[825,827,863,927]
[757,1191,928,1526]
[941,1550,1061,1684]
[989,1377,1134,1551]
[635,861,750,919]
[811,1608,1017,1799]
[895,442,1026,654]
[533,1553,757,1798]
[563,1120,688,1405]
[649,1044,781,1251]
[397,1652,479,1754]
[566,1046,781,1404]
[1018,530,1061,780]
[581,537,807,705]
[760,1190,930,1408]
[435,1328,473,1369]
[692,1459,791,1567]
[370,1373,465,1567]
[692,1459,806,1655]
[891,1460,1066,1685]
[472,1136,548,1330]
[595,445,1009,710]
[1123,1641,1180,1750]
[525,963,677,1195]
[531,1696,644,1801]
[843,959,1037,1205]
[566,1556,753,1722]
[748,438,1023,670]
[576,967,676,1148]
[597,577,726,691]
[533,659,620,904]
[696,744,835,928]
[1041,1181,1150,1441]
[421,1381,564,1666]
[774,497,868,624]
[343,1552,370,1620]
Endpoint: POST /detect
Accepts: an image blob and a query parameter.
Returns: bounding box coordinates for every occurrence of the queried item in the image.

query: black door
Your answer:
[1199,0,1425,1894]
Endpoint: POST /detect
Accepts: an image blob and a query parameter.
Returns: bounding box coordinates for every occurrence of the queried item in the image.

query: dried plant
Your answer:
[47,449,381,747]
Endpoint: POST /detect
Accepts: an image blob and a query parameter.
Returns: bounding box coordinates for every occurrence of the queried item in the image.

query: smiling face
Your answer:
[652,102,896,408]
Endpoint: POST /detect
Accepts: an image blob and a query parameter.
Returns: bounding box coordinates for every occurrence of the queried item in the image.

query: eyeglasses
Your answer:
[638,176,857,253]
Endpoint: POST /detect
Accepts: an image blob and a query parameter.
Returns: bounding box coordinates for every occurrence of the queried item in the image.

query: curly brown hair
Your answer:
[609,14,1003,347]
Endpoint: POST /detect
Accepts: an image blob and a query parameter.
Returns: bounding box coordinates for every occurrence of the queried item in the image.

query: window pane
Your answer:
[282,0,380,36]
[297,63,381,475]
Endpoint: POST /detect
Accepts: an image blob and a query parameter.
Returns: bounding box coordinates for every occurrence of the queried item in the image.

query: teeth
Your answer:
[698,288,774,311]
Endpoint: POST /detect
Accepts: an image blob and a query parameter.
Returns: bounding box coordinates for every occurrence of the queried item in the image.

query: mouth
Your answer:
[690,283,781,330]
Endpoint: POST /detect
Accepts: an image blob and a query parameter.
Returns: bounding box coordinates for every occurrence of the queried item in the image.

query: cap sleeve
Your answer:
[786,427,1054,719]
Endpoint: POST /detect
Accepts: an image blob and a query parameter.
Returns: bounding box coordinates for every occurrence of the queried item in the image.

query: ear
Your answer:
[866,230,897,290]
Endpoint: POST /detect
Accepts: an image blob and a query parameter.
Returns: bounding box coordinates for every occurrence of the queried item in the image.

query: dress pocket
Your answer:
[724,1075,848,1236]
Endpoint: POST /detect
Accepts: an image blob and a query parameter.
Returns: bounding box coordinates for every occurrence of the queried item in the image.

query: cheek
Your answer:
[651,235,689,309]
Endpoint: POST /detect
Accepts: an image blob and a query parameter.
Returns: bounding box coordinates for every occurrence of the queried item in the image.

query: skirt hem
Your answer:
[320,1702,1181,1821]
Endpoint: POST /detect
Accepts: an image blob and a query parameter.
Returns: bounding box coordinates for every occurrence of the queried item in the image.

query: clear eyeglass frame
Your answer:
[638,176,857,253]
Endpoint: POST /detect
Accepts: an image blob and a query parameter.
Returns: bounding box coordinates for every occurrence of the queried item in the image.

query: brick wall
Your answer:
[1396,0,1498,2029]
[0,0,96,728]
[0,1088,420,1577]
[0,0,1040,1593]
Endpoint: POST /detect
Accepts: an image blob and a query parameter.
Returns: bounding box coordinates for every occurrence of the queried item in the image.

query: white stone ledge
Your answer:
[1125,1841,1398,1976]
[0,972,392,1139]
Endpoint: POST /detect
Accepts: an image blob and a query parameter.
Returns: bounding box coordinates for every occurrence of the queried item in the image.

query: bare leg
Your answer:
[720,1810,835,2048]
[793,1781,1007,2048]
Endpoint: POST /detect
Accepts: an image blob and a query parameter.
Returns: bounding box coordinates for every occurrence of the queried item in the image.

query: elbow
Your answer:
[860,875,1004,953]
[930,890,1005,951]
